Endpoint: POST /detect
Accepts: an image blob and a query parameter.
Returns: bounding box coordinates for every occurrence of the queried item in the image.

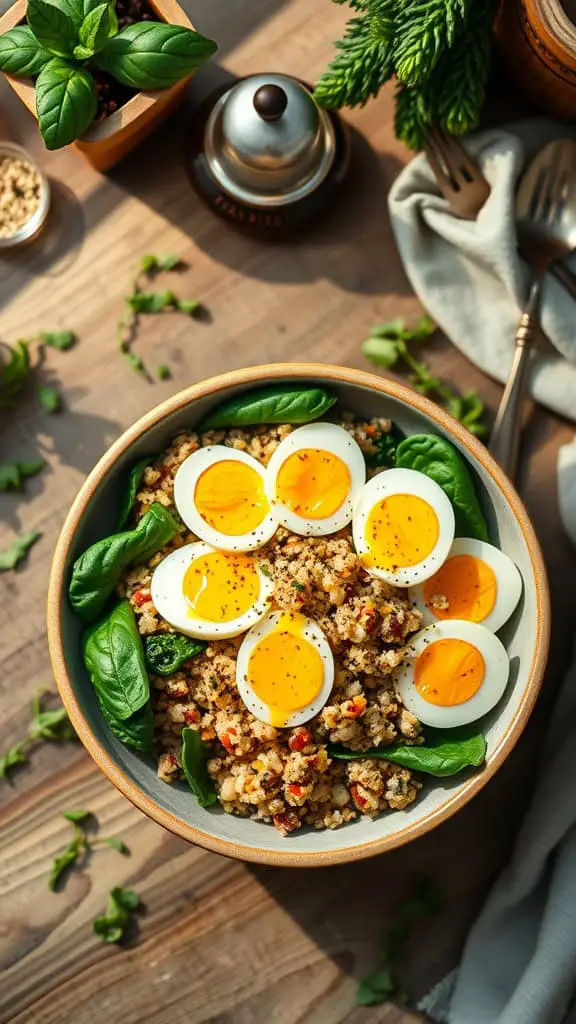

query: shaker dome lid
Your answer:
[204,73,337,207]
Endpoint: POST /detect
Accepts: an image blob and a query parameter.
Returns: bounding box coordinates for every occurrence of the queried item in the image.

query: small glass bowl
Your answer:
[0,141,51,250]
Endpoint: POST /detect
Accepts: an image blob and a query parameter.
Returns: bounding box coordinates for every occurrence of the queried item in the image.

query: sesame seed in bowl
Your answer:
[0,141,50,249]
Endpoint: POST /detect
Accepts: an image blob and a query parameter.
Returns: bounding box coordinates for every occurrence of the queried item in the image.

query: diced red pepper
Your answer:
[350,783,368,809]
[288,727,312,752]
[133,588,150,607]
[220,728,238,753]
[183,709,200,725]
[288,783,303,797]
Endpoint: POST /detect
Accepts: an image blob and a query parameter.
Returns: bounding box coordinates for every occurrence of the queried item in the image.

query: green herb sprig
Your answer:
[49,810,128,891]
[93,886,141,943]
[0,690,75,779]
[357,874,442,1006]
[315,0,492,150]
[0,530,42,572]
[118,254,202,378]
[0,459,45,492]
[362,317,487,437]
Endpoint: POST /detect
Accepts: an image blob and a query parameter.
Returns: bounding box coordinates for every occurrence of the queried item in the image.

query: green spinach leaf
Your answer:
[365,423,405,469]
[0,459,45,492]
[395,433,490,541]
[200,385,337,430]
[83,600,151,722]
[0,25,53,76]
[36,59,97,150]
[95,22,217,89]
[117,455,153,528]
[330,726,487,777]
[27,0,78,55]
[0,530,41,571]
[181,727,217,807]
[69,501,179,621]
[105,702,154,750]
[145,633,207,676]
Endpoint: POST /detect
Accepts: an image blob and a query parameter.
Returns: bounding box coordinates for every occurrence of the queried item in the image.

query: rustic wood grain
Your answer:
[1,0,575,1021]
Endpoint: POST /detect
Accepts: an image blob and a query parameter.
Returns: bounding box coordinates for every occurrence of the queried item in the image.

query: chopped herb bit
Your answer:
[291,581,306,592]
[362,318,487,438]
[156,364,171,381]
[37,384,61,413]
[140,253,183,274]
[177,298,200,316]
[0,459,45,492]
[259,563,273,578]
[123,351,145,375]
[50,811,128,891]
[128,289,177,315]
[61,809,91,823]
[0,340,30,408]
[93,886,141,944]
[38,330,76,351]
[0,690,75,780]
[0,530,41,572]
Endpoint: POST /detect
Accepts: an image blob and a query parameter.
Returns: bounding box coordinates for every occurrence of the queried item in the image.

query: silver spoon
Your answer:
[490,139,576,480]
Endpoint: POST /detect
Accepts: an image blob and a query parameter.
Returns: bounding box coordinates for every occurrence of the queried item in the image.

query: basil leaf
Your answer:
[0,530,41,572]
[396,434,490,541]
[95,22,217,89]
[93,886,140,943]
[365,423,405,470]
[181,728,217,807]
[105,702,154,751]
[46,0,98,27]
[78,1,117,55]
[69,501,179,621]
[330,727,487,777]
[36,59,97,150]
[117,455,153,528]
[0,459,45,492]
[0,341,30,408]
[27,0,78,56]
[0,26,53,77]
[200,385,338,430]
[145,633,206,676]
[83,600,151,722]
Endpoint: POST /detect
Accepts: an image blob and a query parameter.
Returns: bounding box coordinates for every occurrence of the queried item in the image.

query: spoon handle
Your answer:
[490,282,539,481]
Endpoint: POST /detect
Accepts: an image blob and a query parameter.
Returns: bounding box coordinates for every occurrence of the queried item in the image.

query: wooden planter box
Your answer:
[0,0,196,171]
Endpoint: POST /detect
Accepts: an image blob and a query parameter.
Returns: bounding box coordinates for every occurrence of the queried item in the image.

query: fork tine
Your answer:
[434,127,479,183]
[425,141,451,193]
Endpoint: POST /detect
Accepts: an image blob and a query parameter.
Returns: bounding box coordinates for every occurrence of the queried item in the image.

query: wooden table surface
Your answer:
[2,2,576,1022]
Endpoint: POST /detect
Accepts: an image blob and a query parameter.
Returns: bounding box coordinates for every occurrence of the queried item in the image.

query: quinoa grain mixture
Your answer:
[118,418,425,835]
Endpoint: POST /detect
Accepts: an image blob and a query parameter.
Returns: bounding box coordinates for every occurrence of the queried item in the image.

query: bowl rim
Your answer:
[47,362,551,867]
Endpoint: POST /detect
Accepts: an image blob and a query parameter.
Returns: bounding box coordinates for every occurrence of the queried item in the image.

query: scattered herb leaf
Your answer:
[93,885,140,943]
[50,810,128,890]
[0,530,41,571]
[176,298,200,316]
[156,364,171,381]
[141,253,182,273]
[61,809,91,823]
[362,318,487,438]
[128,289,177,314]
[38,330,76,351]
[0,741,28,779]
[291,581,306,592]
[0,691,75,780]
[94,835,129,854]
[123,350,145,375]
[37,384,61,413]
[0,340,30,408]
[0,459,45,492]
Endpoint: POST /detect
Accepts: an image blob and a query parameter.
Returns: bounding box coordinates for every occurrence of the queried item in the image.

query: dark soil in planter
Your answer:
[93,0,160,121]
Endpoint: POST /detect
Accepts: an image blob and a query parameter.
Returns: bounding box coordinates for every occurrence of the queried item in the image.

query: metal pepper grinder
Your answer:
[185,73,349,238]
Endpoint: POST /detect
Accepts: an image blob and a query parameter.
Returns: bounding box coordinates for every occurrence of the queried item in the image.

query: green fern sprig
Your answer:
[314,5,395,109]
[394,0,470,85]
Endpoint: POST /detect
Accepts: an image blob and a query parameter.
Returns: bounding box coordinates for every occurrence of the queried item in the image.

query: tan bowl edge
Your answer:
[47,363,551,868]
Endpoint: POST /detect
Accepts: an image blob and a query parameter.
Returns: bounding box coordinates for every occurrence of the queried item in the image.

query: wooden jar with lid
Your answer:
[495,0,576,118]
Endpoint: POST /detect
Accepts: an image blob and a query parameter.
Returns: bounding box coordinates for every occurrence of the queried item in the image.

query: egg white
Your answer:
[236,611,335,727]
[410,537,523,633]
[395,620,510,728]
[173,445,277,551]
[150,541,274,640]
[265,423,366,536]
[352,467,455,587]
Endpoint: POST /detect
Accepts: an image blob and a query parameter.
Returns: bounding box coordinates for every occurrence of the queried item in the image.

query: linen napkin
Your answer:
[387,122,576,1023]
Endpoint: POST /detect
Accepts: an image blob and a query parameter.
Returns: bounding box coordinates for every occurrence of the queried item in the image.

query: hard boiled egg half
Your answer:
[353,467,455,587]
[236,611,334,727]
[411,537,523,633]
[173,446,277,551]
[265,423,366,536]
[150,541,273,640]
[395,620,509,728]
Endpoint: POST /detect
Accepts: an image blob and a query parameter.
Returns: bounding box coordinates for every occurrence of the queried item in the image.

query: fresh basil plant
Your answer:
[0,0,217,150]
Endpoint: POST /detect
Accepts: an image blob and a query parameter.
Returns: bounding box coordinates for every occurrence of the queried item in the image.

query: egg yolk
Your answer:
[276,449,351,519]
[364,493,439,570]
[247,612,324,726]
[423,554,497,622]
[194,460,268,536]
[414,638,485,706]
[183,551,260,622]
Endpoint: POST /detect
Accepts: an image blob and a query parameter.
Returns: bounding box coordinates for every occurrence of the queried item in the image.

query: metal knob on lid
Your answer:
[203,73,337,207]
